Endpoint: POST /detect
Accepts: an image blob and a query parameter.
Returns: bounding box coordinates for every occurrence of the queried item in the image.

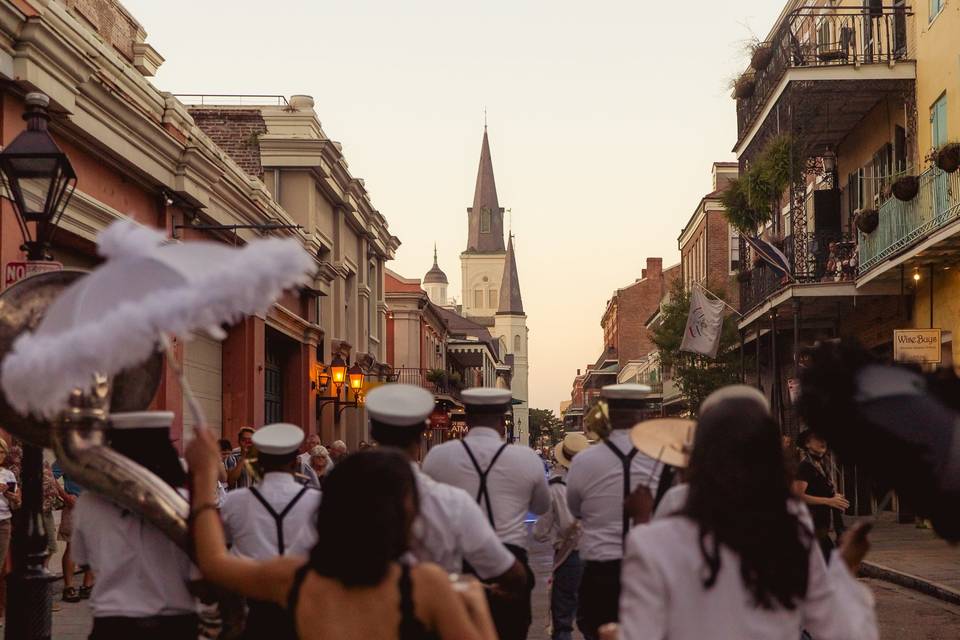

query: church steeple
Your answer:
[497,235,524,315]
[466,128,505,253]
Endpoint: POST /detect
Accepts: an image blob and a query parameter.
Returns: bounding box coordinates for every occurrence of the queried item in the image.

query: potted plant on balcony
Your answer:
[426,368,446,387]
[854,208,879,234]
[731,72,756,100]
[892,174,919,201]
[749,41,774,71]
[936,143,960,174]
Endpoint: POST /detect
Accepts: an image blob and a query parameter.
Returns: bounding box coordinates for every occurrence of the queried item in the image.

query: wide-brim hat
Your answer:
[554,432,591,468]
[629,418,696,469]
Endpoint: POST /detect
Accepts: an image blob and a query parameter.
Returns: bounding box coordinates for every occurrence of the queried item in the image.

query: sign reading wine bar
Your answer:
[893,328,942,364]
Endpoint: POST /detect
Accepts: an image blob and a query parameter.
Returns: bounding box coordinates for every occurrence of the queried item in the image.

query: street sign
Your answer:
[893,328,942,364]
[3,261,62,289]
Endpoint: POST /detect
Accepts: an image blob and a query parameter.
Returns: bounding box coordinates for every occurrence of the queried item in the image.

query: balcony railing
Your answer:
[859,168,960,275]
[739,231,856,313]
[737,5,911,138]
[392,367,462,399]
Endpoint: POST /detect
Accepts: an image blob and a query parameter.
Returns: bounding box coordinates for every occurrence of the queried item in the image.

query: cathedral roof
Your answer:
[497,235,525,316]
[466,128,506,253]
[423,245,448,284]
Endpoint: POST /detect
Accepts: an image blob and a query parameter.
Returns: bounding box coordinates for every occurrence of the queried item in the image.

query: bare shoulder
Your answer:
[411,561,452,587]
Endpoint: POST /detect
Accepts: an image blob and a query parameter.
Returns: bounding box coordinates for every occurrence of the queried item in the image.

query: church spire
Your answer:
[466,128,505,253]
[497,234,524,315]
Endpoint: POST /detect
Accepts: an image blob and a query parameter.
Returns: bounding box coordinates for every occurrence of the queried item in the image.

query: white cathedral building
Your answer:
[423,128,530,445]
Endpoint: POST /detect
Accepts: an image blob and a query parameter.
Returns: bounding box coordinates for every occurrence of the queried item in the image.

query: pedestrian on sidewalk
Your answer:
[52,459,95,603]
[615,396,878,640]
[72,411,199,639]
[797,430,849,561]
[0,437,21,628]
[219,423,323,639]
[306,445,332,490]
[533,432,590,640]
[187,434,499,640]
[565,384,665,640]
[423,387,551,640]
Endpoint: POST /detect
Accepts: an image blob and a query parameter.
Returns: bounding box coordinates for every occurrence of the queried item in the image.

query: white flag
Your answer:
[680,288,725,358]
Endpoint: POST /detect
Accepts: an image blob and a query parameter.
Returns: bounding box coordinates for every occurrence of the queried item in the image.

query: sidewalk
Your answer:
[855,512,960,604]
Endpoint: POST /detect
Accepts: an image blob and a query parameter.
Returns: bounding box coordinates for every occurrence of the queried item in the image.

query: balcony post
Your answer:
[793,300,801,371]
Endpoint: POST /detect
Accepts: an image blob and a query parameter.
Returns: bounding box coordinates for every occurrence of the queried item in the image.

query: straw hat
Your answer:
[554,432,591,468]
[629,418,697,469]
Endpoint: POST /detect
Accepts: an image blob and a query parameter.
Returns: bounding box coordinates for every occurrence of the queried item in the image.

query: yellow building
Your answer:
[727,1,960,515]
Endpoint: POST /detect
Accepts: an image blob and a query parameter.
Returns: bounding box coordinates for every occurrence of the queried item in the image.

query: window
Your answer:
[489,289,498,308]
[730,228,740,273]
[932,93,948,149]
[474,289,484,308]
[480,208,491,233]
[514,335,521,354]
[930,0,945,22]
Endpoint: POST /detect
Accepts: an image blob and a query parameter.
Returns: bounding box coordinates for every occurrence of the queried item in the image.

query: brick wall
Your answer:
[604,257,678,368]
[680,206,739,308]
[66,0,143,61]
[189,109,268,178]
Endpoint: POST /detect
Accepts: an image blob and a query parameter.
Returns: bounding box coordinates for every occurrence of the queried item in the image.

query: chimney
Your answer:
[576,368,581,376]
[641,268,647,279]
[646,257,663,280]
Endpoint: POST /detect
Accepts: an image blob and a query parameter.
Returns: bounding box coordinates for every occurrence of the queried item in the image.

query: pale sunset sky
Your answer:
[124,0,783,414]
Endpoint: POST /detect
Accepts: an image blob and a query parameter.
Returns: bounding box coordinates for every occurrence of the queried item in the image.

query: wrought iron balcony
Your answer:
[737,5,911,140]
[392,367,462,399]
[859,168,960,275]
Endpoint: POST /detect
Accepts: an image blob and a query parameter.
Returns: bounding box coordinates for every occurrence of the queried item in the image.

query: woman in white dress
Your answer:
[617,397,877,640]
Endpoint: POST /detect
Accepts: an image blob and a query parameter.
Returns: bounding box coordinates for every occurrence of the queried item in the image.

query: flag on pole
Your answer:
[680,287,726,358]
[742,235,793,280]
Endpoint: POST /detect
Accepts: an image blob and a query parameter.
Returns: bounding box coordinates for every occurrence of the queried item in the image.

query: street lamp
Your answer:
[317,355,365,419]
[316,365,331,392]
[347,362,365,394]
[0,92,77,261]
[0,92,76,640]
[329,354,347,389]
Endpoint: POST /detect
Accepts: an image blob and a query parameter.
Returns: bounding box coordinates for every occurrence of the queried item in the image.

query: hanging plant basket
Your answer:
[751,44,774,71]
[855,209,879,234]
[891,175,919,201]
[733,75,756,100]
[936,143,960,174]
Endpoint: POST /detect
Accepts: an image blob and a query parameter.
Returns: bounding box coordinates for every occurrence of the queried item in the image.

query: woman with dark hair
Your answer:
[186,428,497,640]
[617,398,878,640]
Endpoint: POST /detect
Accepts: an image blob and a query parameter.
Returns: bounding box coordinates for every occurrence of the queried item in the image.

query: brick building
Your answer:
[601,258,680,370]
[678,162,740,307]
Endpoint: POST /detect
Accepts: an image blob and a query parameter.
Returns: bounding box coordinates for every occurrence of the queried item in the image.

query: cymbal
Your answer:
[629,418,696,469]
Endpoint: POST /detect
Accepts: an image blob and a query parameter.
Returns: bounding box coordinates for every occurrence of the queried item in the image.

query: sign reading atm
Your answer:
[893,328,942,364]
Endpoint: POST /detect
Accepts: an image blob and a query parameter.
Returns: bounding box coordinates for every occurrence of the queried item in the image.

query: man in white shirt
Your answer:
[423,387,551,640]
[72,411,198,639]
[565,383,664,640]
[533,432,590,640]
[220,423,322,639]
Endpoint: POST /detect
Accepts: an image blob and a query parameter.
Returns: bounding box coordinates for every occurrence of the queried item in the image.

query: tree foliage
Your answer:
[721,134,801,233]
[651,280,743,416]
[528,408,564,448]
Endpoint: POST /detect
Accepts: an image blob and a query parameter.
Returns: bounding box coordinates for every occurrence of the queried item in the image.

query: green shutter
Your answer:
[932,94,948,148]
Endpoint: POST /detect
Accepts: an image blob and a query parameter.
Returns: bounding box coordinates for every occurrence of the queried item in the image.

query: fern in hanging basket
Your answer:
[854,209,879,234]
[722,177,762,233]
[732,73,756,99]
[936,143,960,174]
[892,175,919,201]
[759,134,802,194]
[750,43,774,71]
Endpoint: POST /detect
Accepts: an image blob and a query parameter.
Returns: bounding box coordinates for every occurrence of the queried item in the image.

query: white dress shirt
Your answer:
[72,492,196,618]
[411,463,515,579]
[422,427,551,548]
[619,508,878,640]
[566,429,663,562]
[533,467,581,569]
[220,471,322,559]
[652,483,688,521]
[0,468,16,521]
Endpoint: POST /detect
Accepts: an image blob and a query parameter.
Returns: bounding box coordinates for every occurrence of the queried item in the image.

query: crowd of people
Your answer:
[0,375,887,640]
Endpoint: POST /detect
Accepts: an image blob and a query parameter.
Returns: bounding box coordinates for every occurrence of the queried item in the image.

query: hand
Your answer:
[65,494,77,508]
[827,494,850,511]
[185,427,222,482]
[625,486,654,526]
[454,577,493,629]
[839,521,872,573]
[599,623,620,640]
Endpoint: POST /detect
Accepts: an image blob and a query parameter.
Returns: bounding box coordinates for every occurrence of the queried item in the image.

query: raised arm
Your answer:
[186,427,301,605]
[416,564,497,640]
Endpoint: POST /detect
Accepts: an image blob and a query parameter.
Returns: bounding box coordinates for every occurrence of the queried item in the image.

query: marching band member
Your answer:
[423,387,551,640]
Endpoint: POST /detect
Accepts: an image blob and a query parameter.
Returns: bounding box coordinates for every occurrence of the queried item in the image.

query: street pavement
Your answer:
[858,512,960,594]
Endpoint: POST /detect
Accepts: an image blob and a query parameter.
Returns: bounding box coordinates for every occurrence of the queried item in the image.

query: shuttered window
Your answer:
[931,93,948,149]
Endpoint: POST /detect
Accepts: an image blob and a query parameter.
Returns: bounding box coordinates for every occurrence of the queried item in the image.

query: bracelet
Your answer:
[190,502,219,519]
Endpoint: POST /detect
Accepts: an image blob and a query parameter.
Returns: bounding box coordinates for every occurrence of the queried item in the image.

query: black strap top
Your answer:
[287,563,439,640]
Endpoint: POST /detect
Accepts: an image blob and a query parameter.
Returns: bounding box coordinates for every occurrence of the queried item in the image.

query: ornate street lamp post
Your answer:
[1,92,77,640]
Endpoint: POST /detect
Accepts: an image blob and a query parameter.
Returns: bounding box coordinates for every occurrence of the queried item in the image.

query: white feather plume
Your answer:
[1,236,314,418]
[97,219,167,260]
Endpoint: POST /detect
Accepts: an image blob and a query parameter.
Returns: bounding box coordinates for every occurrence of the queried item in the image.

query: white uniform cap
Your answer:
[700,385,770,416]
[109,411,174,430]
[600,383,653,400]
[366,384,435,426]
[461,387,513,408]
[252,423,304,455]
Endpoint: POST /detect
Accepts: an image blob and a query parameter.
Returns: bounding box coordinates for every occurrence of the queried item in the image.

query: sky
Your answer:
[124,0,783,414]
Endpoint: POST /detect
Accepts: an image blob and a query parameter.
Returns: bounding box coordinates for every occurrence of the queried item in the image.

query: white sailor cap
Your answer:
[461,387,513,411]
[600,383,653,401]
[366,384,435,426]
[109,411,174,430]
[700,385,770,416]
[252,423,304,456]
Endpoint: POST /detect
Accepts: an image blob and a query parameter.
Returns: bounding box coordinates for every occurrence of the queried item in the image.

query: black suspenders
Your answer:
[603,440,638,540]
[248,486,311,555]
[460,440,509,528]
